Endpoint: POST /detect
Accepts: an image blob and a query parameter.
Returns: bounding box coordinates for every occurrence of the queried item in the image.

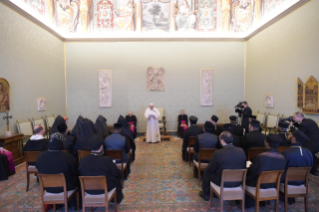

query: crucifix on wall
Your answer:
[3,110,12,137]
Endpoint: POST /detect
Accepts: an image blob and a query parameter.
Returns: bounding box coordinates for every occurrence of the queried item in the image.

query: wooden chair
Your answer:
[245,170,284,212]
[247,147,267,161]
[78,150,91,161]
[45,115,55,131]
[105,150,128,186]
[79,176,117,212]
[277,146,290,153]
[193,148,217,185]
[186,136,196,166]
[107,125,114,133]
[280,167,311,212]
[217,123,224,131]
[210,169,247,211]
[38,173,79,212]
[24,151,41,191]
[126,137,133,163]
[16,119,33,139]
[263,113,280,135]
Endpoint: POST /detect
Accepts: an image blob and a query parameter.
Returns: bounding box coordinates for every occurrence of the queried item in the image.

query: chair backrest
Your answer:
[45,115,55,129]
[17,120,33,136]
[220,169,247,193]
[248,147,267,161]
[217,123,224,131]
[257,170,283,188]
[188,136,196,147]
[277,146,289,153]
[79,176,108,195]
[285,167,311,183]
[78,150,91,161]
[199,148,217,161]
[197,123,204,129]
[157,107,164,122]
[24,151,42,166]
[32,118,45,129]
[105,149,124,170]
[266,113,279,128]
[108,125,114,133]
[38,173,66,188]
[256,112,266,126]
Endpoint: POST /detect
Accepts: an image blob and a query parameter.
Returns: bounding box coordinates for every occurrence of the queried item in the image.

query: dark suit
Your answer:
[231,123,244,137]
[232,134,241,148]
[211,125,223,136]
[193,132,218,162]
[105,133,130,163]
[242,130,266,157]
[182,125,204,161]
[241,106,252,132]
[202,145,246,196]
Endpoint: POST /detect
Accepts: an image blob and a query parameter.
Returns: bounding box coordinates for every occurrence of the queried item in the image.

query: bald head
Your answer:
[34,124,45,135]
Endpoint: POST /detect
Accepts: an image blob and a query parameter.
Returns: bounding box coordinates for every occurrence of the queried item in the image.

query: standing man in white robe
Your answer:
[144,103,161,143]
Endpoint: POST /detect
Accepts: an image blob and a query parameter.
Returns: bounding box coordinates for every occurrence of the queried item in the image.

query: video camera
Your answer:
[281,116,295,123]
[234,102,244,114]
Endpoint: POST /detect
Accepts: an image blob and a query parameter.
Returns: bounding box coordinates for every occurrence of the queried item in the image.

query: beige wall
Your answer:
[65,42,245,131]
[0,3,66,134]
[246,0,319,124]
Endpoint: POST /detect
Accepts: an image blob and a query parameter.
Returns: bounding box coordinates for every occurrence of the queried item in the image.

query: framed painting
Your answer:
[93,0,115,32]
[200,69,213,106]
[99,70,112,107]
[297,78,303,108]
[141,0,171,33]
[146,67,165,91]
[304,76,318,108]
[37,98,47,111]
[0,78,10,112]
[265,95,274,108]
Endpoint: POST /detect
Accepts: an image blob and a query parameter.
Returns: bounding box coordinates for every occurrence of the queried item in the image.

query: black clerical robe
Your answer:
[95,115,110,139]
[211,125,223,136]
[277,132,290,146]
[49,115,65,135]
[62,134,76,157]
[182,125,204,161]
[281,144,313,185]
[202,145,246,196]
[79,154,123,203]
[241,106,252,132]
[177,114,188,138]
[0,153,9,181]
[71,116,84,139]
[36,150,79,193]
[23,138,48,165]
[242,130,266,157]
[118,115,136,162]
[125,115,137,138]
[231,123,244,137]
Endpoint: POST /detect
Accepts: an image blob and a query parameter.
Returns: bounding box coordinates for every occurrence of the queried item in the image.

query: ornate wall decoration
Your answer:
[302,76,319,114]
[200,69,213,106]
[141,0,171,33]
[297,78,303,108]
[27,0,45,16]
[93,0,114,32]
[196,0,217,32]
[146,67,165,91]
[231,0,254,32]
[99,70,112,107]
[0,78,10,112]
[175,0,197,32]
[55,0,79,32]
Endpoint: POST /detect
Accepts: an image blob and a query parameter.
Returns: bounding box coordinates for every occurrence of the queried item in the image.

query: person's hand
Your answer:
[289,121,293,127]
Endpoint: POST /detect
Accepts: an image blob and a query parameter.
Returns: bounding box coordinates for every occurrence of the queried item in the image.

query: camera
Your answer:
[281,116,294,123]
[234,102,244,114]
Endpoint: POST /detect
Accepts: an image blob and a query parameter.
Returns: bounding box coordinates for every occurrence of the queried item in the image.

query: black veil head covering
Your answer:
[49,115,65,135]
[95,115,110,139]
[117,115,135,150]
[73,118,97,151]
[71,115,85,138]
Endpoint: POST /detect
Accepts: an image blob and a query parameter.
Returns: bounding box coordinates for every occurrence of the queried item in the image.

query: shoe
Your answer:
[199,191,209,201]
[154,141,159,143]
[310,171,318,176]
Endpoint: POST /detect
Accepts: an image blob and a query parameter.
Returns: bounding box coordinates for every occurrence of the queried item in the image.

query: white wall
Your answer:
[246,0,319,124]
[65,42,245,131]
[0,3,66,134]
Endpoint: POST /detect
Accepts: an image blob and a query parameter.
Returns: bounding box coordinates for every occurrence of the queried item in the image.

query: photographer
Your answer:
[288,112,319,176]
[241,101,252,133]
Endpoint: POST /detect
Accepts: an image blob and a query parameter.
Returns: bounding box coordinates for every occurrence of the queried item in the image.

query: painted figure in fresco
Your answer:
[0,83,9,111]
[219,0,231,32]
[114,0,134,31]
[175,0,196,32]
[55,0,79,32]
[28,0,45,16]
[46,0,55,24]
[197,0,215,32]
[79,0,92,32]
[96,0,114,29]
[254,0,261,24]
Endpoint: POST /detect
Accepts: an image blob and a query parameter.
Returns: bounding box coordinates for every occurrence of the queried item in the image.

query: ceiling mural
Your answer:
[2,0,306,39]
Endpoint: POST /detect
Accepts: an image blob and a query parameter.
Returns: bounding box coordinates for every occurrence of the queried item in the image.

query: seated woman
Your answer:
[178,109,188,138]
[126,111,137,138]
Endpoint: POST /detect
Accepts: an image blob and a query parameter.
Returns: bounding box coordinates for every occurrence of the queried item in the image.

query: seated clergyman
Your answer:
[79,135,124,204]
[242,119,266,157]
[57,123,77,157]
[210,115,223,136]
[228,115,243,136]
[199,131,246,201]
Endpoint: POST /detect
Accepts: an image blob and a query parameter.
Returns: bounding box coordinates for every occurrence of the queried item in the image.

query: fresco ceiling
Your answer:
[0,0,309,40]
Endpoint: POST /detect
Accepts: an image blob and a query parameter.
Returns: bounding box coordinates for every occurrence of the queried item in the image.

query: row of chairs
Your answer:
[16,115,55,137]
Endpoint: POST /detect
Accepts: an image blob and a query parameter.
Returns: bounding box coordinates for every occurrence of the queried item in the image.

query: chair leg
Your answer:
[53,204,56,212]
[198,169,201,186]
[241,200,244,212]
[26,173,30,192]
[220,197,223,212]
[42,204,46,212]
[65,202,68,212]
[90,207,93,212]
[285,194,288,212]
[83,204,86,212]
[188,153,191,167]
[255,201,259,212]
[76,192,79,210]
[305,195,308,212]
[114,190,118,212]
[210,188,213,207]
[275,198,279,212]
[122,170,125,187]
[193,165,196,178]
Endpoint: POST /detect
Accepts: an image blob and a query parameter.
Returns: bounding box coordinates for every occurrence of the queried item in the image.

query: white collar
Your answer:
[30,134,45,140]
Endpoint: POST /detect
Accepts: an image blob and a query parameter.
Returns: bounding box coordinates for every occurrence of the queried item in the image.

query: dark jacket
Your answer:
[281,144,313,185]
[23,137,48,165]
[78,154,123,203]
[36,151,79,193]
[104,133,130,163]
[62,134,76,157]
[232,134,241,148]
[118,115,136,161]
[211,125,223,136]
[231,123,244,137]
[49,115,65,135]
[241,107,252,128]
[73,118,97,156]
[95,115,110,139]
[242,130,266,156]
[294,118,319,152]
[193,132,218,162]
[182,124,204,160]
[246,148,286,188]
[277,132,291,146]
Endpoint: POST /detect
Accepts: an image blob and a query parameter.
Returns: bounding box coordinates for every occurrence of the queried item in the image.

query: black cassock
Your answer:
[95,115,110,139]
[202,145,246,196]
[241,107,252,132]
[177,114,188,138]
[118,115,136,162]
[62,134,77,157]
[73,118,97,156]
[0,153,9,181]
[23,138,48,165]
[281,144,313,184]
[125,115,137,139]
[79,154,123,203]
[277,132,291,146]
[49,115,65,135]
[245,148,286,208]
[231,123,244,137]
[182,125,204,161]
[71,115,85,139]
[242,130,266,157]
[210,125,223,136]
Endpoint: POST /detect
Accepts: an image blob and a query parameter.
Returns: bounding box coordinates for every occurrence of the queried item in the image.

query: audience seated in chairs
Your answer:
[242,119,266,157]
[223,124,241,148]
[182,116,203,161]
[117,115,136,162]
[36,132,79,210]
[79,135,124,204]
[57,123,77,157]
[199,131,246,201]
[245,134,286,208]
[23,124,48,164]
[177,109,188,138]
[210,115,223,136]
[49,115,66,135]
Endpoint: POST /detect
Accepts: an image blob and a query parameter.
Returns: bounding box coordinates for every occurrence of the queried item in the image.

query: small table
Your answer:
[0,134,24,165]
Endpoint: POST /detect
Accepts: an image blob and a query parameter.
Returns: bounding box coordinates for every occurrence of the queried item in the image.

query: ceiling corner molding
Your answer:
[0,0,65,41]
[245,0,310,41]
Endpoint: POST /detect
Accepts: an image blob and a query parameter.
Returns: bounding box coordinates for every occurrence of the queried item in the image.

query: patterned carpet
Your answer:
[1,138,319,211]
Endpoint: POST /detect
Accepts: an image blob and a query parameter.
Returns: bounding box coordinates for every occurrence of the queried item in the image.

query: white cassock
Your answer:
[144,108,161,143]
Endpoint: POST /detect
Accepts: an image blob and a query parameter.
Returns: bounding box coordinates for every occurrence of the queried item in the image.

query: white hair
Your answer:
[150,103,154,106]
